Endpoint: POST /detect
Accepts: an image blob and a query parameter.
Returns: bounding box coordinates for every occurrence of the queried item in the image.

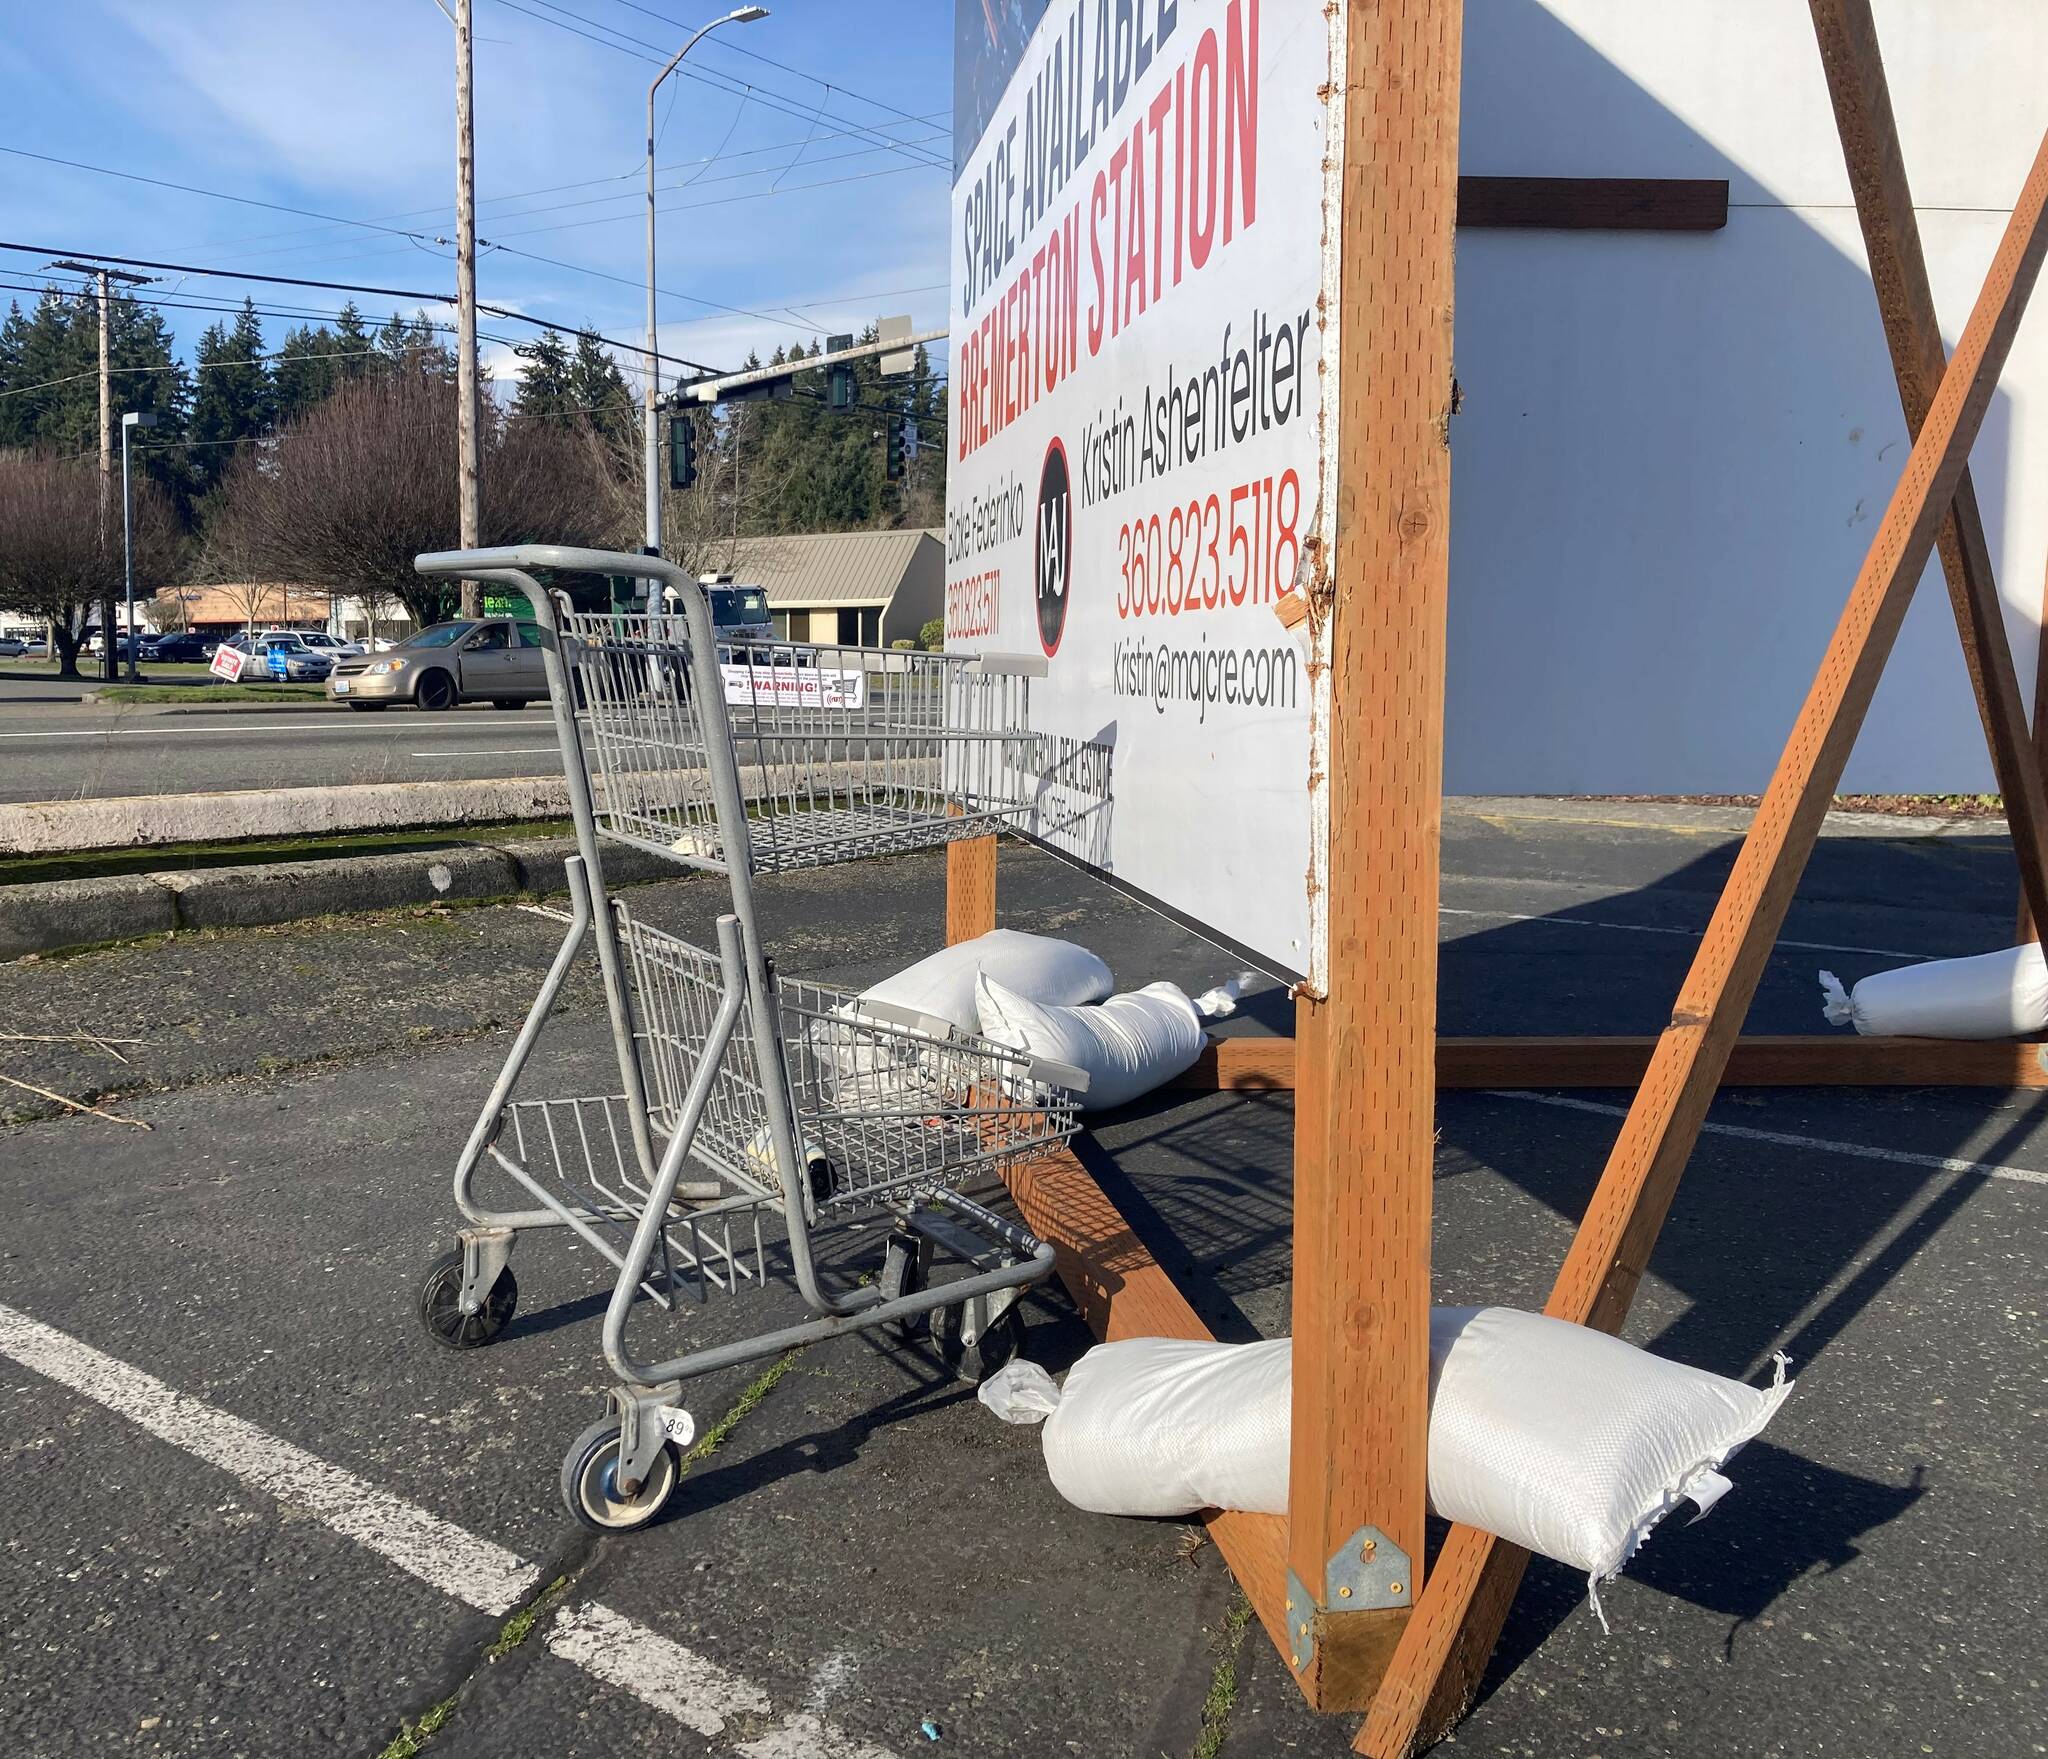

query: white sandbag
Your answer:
[1425,1309,1790,1621]
[857,929,1112,1036]
[976,974,1207,1110]
[984,1311,1791,1625]
[990,1338,1294,1517]
[1819,943,2048,1038]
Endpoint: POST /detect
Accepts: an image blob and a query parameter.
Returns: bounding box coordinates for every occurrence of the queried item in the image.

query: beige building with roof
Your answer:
[713,529,943,647]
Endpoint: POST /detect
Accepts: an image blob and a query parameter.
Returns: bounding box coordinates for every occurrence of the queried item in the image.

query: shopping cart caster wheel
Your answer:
[879,1232,928,1342]
[561,1419,679,1532]
[931,1302,1023,1385]
[416,1248,517,1350]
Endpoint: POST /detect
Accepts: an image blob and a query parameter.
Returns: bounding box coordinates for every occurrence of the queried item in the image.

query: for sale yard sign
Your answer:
[209,644,246,682]
[946,0,1335,978]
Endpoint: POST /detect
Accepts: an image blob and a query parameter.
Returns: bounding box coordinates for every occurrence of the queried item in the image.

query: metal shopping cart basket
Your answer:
[405,547,1084,1532]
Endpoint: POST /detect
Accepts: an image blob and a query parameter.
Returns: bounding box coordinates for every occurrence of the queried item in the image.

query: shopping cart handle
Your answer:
[1024,1055,1092,1095]
[854,998,960,1040]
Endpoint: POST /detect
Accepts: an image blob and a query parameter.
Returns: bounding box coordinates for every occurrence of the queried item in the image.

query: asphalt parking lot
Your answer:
[1,804,2043,1757]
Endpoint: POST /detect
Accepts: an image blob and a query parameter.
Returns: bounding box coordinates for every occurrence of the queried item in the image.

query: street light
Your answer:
[645,5,768,565]
[119,411,156,682]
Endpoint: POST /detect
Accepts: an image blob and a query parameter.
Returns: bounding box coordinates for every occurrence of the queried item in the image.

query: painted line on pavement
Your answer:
[1438,904,1927,963]
[1484,1090,2048,1187]
[410,747,561,757]
[0,1302,900,1755]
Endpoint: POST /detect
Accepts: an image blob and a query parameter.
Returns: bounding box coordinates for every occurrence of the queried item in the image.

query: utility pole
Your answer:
[454,0,482,618]
[51,260,153,680]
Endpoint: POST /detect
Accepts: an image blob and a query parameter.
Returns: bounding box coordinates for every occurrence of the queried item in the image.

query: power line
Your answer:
[192,117,948,264]
[0,274,526,348]
[0,144,448,253]
[593,0,951,144]
[487,0,948,170]
[481,158,941,245]
[0,241,724,374]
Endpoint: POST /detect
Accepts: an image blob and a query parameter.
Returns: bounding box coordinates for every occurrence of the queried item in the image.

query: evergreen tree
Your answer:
[511,329,574,422]
[272,324,340,424]
[333,301,375,381]
[375,310,414,366]
[188,300,273,491]
[567,329,634,443]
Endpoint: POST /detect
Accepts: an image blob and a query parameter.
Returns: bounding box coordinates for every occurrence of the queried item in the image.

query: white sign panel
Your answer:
[719,661,866,711]
[947,0,1331,977]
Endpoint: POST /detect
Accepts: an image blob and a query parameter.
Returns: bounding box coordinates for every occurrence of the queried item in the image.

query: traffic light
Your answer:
[668,411,696,489]
[885,414,905,480]
[826,333,854,409]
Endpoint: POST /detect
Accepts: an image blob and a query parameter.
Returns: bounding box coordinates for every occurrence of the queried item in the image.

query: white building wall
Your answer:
[1449,0,2048,794]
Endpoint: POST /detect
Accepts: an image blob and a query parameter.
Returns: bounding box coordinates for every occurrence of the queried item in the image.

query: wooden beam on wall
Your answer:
[1455,175,1728,231]
[1360,118,2048,1759]
[1809,0,2048,945]
[1288,0,1464,1713]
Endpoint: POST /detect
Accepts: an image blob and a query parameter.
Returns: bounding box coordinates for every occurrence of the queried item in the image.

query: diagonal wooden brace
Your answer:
[1809,0,2048,945]
[1357,114,2048,1759]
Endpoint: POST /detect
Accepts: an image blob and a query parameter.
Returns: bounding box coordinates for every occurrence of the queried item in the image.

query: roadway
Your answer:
[0,703,566,803]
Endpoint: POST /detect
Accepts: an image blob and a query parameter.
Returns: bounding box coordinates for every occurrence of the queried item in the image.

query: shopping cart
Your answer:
[407,547,1085,1532]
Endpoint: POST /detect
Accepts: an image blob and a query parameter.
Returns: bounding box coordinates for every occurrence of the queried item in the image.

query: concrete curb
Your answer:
[0,834,679,960]
[0,761,920,856]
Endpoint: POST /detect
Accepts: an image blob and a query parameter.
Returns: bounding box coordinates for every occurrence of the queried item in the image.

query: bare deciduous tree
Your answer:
[0,449,177,675]
[204,365,625,629]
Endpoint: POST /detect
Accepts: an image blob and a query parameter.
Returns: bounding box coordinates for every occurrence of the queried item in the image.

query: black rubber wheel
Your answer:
[560,1418,679,1532]
[931,1300,1024,1385]
[346,701,388,712]
[490,698,525,711]
[415,1247,517,1350]
[414,669,458,711]
[878,1231,928,1343]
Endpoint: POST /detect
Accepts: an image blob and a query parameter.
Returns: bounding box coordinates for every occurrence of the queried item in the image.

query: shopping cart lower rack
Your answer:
[404,545,1086,1534]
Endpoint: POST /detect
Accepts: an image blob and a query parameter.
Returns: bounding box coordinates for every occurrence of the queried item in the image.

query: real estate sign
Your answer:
[945,0,1333,978]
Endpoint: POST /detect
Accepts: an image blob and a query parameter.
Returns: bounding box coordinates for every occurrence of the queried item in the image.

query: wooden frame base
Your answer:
[1176,1033,2048,1092]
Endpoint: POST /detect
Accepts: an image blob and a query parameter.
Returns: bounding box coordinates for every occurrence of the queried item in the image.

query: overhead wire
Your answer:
[0,240,725,372]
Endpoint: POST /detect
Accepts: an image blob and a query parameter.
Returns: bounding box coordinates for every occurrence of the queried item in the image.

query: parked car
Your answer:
[326,619,546,710]
[141,632,214,663]
[0,635,28,658]
[292,631,366,659]
[251,634,333,682]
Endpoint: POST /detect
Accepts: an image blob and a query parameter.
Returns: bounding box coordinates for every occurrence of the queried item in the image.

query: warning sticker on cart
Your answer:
[718,662,867,710]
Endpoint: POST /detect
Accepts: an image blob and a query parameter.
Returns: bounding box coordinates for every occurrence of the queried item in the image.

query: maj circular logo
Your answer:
[1034,435,1072,657]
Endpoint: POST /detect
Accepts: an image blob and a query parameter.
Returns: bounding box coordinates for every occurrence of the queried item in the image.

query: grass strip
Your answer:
[1190,1592,1254,1759]
[375,1573,574,1759]
[682,1353,799,1468]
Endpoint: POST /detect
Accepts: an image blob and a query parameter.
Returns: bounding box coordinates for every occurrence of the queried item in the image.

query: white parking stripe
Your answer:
[544,1600,770,1736]
[1438,904,1928,963]
[0,1302,901,1756]
[0,1301,538,1615]
[1485,1090,2048,1187]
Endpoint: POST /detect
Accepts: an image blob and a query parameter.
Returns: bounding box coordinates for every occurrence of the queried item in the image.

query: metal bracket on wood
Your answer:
[1285,1527,1413,1674]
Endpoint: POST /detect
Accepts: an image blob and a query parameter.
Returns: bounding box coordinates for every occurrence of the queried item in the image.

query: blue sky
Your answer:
[0,0,955,393]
